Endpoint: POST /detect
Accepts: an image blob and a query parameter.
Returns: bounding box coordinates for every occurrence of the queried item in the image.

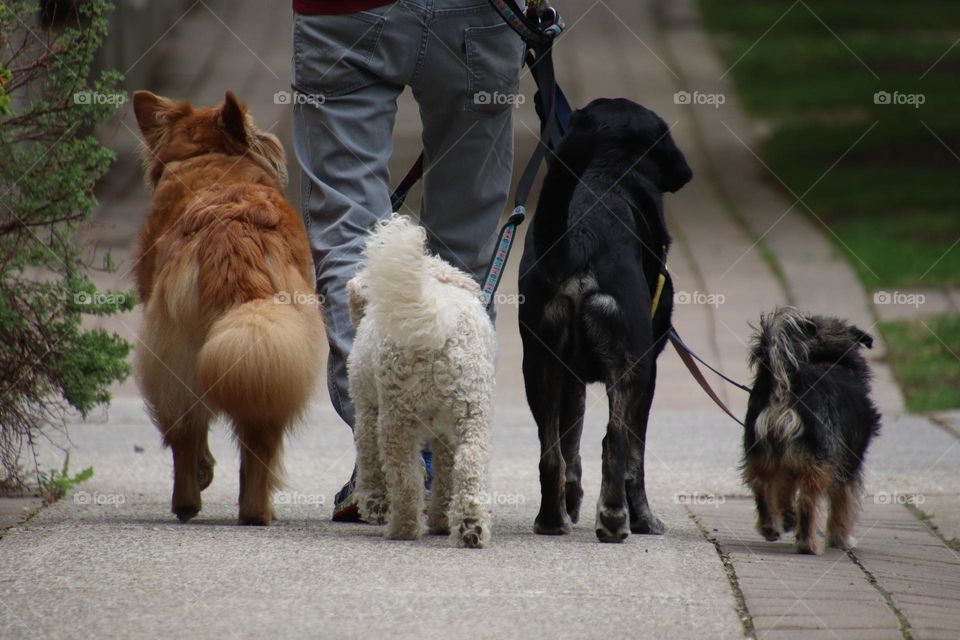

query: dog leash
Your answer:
[668,327,750,427]
[389,1,570,309]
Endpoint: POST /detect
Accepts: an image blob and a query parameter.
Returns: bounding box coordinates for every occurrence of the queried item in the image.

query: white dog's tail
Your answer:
[363,216,457,350]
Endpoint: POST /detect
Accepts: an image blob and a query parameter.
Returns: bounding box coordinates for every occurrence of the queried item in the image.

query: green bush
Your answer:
[0,0,132,488]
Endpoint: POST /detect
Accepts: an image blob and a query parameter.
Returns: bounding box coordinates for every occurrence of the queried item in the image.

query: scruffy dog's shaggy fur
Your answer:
[518,98,692,542]
[347,216,496,548]
[744,307,881,554]
[133,91,323,525]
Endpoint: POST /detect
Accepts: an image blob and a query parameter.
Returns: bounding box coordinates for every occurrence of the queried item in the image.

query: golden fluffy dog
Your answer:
[132,90,322,525]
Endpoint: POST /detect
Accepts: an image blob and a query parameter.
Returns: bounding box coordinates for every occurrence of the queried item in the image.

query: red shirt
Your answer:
[294,0,394,14]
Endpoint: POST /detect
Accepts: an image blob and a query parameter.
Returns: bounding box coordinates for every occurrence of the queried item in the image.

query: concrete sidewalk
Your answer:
[3,0,959,638]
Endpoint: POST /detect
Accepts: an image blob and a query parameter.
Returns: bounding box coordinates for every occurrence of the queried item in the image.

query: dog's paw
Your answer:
[534,511,572,536]
[427,511,450,535]
[238,514,272,526]
[759,525,781,542]
[173,504,200,523]
[795,536,820,555]
[630,507,665,535]
[455,517,489,549]
[197,459,215,492]
[596,506,630,543]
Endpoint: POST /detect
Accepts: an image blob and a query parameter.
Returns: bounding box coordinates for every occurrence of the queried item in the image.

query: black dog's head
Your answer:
[569,98,693,193]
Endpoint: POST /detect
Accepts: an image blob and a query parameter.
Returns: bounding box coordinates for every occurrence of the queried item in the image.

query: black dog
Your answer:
[744,307,881,554]
[518,98,692,542]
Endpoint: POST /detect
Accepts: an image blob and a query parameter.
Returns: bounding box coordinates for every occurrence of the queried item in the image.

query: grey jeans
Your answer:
[292,0,524,428]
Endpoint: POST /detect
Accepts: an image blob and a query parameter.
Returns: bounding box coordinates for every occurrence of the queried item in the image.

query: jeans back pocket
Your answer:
[464,22,524,115]
[293,11,386,98]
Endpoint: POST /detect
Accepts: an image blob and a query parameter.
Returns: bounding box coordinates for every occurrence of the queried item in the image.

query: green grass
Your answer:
[880,315,960,412]
[700,0,960,409]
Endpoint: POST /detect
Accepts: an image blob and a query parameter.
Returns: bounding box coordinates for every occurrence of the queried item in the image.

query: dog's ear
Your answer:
[133,91,190,146]
[655,126,693,193]
[220,91,248,146]
[851,326,874,349]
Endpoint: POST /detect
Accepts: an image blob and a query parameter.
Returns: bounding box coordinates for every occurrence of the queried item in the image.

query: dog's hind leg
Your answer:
[354,402,388,524]
[795,465,831,554]
[427,435,453,535]
[449,410,491,549]
[625,365,664,535]
[236,421,285,526]
[379,408,423,541]
[826,480,859,549]
[165,410,210,522]
[777,473,798,533]
[596,382,631,542]
[558,373,586,524]
[526,357,569,535]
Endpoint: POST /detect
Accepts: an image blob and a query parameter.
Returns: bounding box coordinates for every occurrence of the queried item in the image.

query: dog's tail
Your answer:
[362,216,457,350]
[196,298,321,426]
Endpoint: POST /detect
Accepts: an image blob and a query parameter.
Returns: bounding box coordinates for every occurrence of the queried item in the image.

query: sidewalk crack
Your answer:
[686,507,755,638]
[844,546,914,640]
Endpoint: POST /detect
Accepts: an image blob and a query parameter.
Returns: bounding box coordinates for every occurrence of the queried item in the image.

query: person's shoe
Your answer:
[332,470,361,522]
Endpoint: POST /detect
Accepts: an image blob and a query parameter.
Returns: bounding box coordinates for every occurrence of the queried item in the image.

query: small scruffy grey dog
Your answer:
[744,307,881,555]
[346,216,496,548]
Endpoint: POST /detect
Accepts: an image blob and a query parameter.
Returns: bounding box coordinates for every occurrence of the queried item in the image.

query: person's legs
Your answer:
[292,4,420,518]
[409,0,524,282]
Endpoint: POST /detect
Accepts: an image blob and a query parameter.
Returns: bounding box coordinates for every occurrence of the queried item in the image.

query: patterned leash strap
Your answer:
[480,208,526,307]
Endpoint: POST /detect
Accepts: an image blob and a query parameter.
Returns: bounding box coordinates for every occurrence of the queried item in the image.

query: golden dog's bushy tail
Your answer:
[196,299,321,426]
[362,215,458,350]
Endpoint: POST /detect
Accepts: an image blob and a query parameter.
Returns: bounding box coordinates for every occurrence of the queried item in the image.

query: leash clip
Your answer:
[508,205,526,226]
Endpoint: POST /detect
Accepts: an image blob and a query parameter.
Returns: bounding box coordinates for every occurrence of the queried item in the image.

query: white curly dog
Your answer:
[347,216,496,548]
